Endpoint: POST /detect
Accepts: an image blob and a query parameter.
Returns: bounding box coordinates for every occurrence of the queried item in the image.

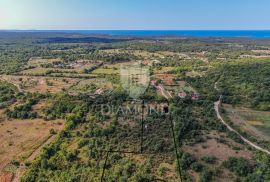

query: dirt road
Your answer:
[157,84,172,99]
[12,135,56,182]
[214,82,270,155]
[0,75,23,92]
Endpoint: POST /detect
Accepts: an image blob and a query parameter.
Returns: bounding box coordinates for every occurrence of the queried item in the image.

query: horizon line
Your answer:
[1,29,270,31]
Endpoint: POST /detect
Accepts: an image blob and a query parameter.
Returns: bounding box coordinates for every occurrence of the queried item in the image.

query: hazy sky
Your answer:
[0,0,270,30]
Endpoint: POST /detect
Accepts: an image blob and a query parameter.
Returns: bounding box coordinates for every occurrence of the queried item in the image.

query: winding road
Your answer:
[214,82,270,155]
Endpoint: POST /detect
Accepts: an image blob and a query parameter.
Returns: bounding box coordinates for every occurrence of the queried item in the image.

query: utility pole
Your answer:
[140,99,145,154]
[101,150,110,182]
[166,101,183,182]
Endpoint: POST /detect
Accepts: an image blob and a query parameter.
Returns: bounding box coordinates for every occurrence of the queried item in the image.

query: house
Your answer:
[178,92,187,99]
[95,88,104,95]
[151,80,157,87]
[191,93,200,100]
[152,59,161,64]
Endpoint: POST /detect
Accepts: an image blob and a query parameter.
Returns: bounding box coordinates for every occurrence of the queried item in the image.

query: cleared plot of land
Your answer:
[0,110,64,173]
[20,68,52,75]
[223,104,270,141]
[100,49,165,59]
[154,67,174,74]
[92,62,139,75]
[183,138,252,164]
[252,50,270,54]
[153,74,196,98]
[27,58,62,67]
[101,49,191,61]
[48,73,97,78]
[157,51,191,59]
[186,70,204,77]
[1,75,79,93]
[23,57,99,76]
[164,80,196,95]
[69,78,114,94]
[240,54,270,58]
[92,68,119,74]
[20,65,97,75]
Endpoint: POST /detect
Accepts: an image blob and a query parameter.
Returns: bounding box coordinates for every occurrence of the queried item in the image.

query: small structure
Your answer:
[152,59,161,64]
[95,88,104,95]
[151,80,157,87]
[163,105,169,114]
[178,92,187,99]
[145,124,148,130]
[191,93,200,101]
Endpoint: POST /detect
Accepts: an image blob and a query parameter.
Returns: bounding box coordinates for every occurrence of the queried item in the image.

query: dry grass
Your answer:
[0,111,64,173]
[252,50,270,54]
[0,172,13,182]
[1,75,79,93]
[20,68,51,75]
[92,68,119,74]
[100,49,164,59]
[69,78,114,94]
[27,58,62,67]
[183,138,252,165]
[154,67,174,74]
[223,104,270,141]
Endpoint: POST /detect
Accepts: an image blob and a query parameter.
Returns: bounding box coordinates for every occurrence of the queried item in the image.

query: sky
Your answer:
[0,0,270,30]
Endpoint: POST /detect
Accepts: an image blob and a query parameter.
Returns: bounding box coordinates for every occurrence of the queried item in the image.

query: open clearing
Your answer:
[69,78,114,94]
[154,67,174,74]
[92,62,139,75]
[223,104,270,141]
[0,75,79,93]
[0,110,64,174]
[92,67,119,74]
[27,58,62,67]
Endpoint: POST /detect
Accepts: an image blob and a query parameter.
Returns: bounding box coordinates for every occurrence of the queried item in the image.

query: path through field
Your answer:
[11,135,56,182]
[0,75,23,92]
[157,84,172,99]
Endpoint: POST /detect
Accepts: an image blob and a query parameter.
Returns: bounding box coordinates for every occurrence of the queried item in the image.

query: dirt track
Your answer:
[0,75,22,92]
[11,135,56,182]
[214,82,270,155]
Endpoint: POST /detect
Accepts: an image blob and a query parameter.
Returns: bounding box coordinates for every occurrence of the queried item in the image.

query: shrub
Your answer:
[11,160,20,167]
[223,157,252,177]
[200,169,212,182]
[191,162,203,172]
[50,129,56,135]
[201,155,217,164]
[180,153,196,170]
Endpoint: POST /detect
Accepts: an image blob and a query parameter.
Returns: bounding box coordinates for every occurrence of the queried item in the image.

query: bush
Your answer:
[191,162,203,172]
[11,160,20,167]
[180,153,196,170]
[200,169,212,182]
[223,157,252,177]
[201,155,217,164]
[50,129,56,135]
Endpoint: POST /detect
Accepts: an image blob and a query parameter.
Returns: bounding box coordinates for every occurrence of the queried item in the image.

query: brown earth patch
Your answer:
[183,138,253,164]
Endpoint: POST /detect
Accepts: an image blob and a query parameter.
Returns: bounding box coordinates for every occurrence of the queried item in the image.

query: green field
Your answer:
[92,68,119,74]
[224,104,270,140]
